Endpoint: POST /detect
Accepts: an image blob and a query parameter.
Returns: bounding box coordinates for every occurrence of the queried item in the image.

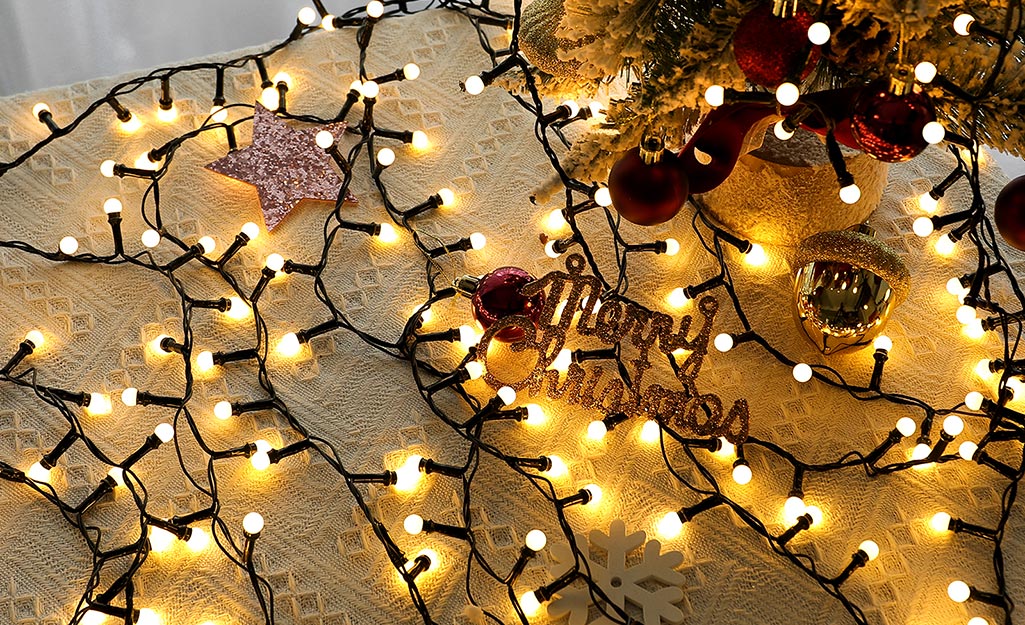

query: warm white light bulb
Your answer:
[911,443,931,461]
[469,232,486,250]
[394,454,424,491]
[135,609,160,625]
[437,188,455,207]
[297,6,318,25]
[775,82,800,106]
[213,400,233,420]
[277,332,302,357]
[716,436,736,458]
[80,610,107,625]
[27,461,51,483]
[100,160,117,178]
[463,75,485,96]
[657,511,684,539]
[783,496,806,525]
[141,229,161,248]
[121,387,139,407]
[544,240,562,259]
[86,393,112,416]
[525,529,547,551]
[704,85,725,107]
[587,419,608,441]
[873,335,892,352]
[930,511,952,532]
[321,15,337,30]
[663,238,680,256]
[544,454,568,478]
[464,361,485,380]
[964,391,984,411]
[551,348,572,373]
[858,539,879,561]
[935,233,956,256]
[667,287,691,308]
[839,184,862,204]
[594,187,612,207]
[745,243,768,266]
[896,417,917,437]
[403,514,424,535]
[639,419,660,444]
[154,423,174,443]
[120,114,142,133]
[156,104,178,123]
[793,363,813,383]
[958,440,979,461]
[209,105,228,123]
[198,236,216,254]
[366,0,384,18]
[922,121,946,144]
[807,21,831,45]
[732,463,753,485]
[24,330,44,349]
[918,192,939,214]
[411,130,429,150]
[968,618,991,625]
[260,87,280,110]
[947,579,971,602]
[912,216,935,237]
[956,304,977,324]
[524,403,545,426]
[914,61,937,84]
[250,450,271,471]
[804,505,823,526]
[32,102,51,117]
[376,147,396,167]
[773,120,795,141]
[187,527,210,552]
[403,63,421,80]
[265,253,285,272]
[497,385,517,405]
[561,100,580,118]
[376,223,399,243]
[103,198,123,214]
[583,483,603,506]
[148,526,175,552]
[714,333,734,352]
[964,319,985,339]
[953,13,975,36]
[243,512,265,535]
[942,414,965,437]
[945,276,967,296]
[519,591,542,617]
[59,236,79,255]
[546,209,568,232]
[315,130,335,149]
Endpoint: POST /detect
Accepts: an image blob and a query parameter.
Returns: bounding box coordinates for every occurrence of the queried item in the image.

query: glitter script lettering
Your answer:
[476,254,750,442]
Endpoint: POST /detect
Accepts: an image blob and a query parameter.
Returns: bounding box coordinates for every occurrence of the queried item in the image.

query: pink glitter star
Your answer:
[206,103,357,231]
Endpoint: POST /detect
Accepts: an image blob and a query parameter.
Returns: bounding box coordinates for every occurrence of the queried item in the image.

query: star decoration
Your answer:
[206,103,357,231]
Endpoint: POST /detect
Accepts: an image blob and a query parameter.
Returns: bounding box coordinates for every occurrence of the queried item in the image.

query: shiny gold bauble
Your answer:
[793,225,910,354]
[519,0,594,77]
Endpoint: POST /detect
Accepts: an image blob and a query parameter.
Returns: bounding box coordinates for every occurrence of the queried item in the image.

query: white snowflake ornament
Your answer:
[547,519,686,625]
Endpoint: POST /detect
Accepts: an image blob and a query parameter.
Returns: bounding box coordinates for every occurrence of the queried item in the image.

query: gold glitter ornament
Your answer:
[793,225,910,354]
[519,0,595,77]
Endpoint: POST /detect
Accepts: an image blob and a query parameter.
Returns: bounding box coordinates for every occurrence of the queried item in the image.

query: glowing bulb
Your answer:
[716,437,736,459]
[136,609,160,625]
[922,121,946,144]
[463,75,485,95]
[524,404,545,426]
[594,187,612,207]
[732,463,753,485]
[547,209,568,231]
[394,454,424,492]
[377,147,396,167]
[108,467,125,487]
[141,229,161,248]
[807,21,831,45]
[100,160,117,178]
[948,579,971,602]
[839,184,862,204]
[121,387,138,407]
[198,236,216,254]
[773,120,795,140]
[403,63,421,80]
[551,348,572,373]
[321,15,336,30]
[544,455,568,478]
[896,417,917,437]
[222,296,249,321]
[587,419,608,441]
[525,529,547,551]
[912,216,935,237]
[32,102,51,118]
[277,332,302,357]
[714,333,734,352]
[964,391,984,411]
[918,192,939,214]
[704,85,725,107]
[469,232,486,250]
[156,104,178,123]
[958,441,978,461]
[59,236,79,255]
[497,385,517,405]
[103,198,123,214]
[968,618,991,625]
[411,130,429,150]
[667,287,691,308]
[366,0,384,17]
[775,82,800,106]
[272,72,293,89]
[793,363,813,383]
[745,243,768,266]
[149,526,175,552]
[81,610,107,625]
[657,511,684,539]
[119,114,142,133]
[639,419,661,444]
[953,13,975,36]
[260,87,280,109]
[858,540,879,561]
[251,450,271,471]
[544,240,562,259]
[213,401,233,420]
[956,304,977,324]
[930,511,952,532]
[437,188,455,206]
[663,238,680,256]
[86,393,112,416]
[187,527,210,552]
[464,361,484,380]
[243,512,265,535]
[914,61,937,84]
[297,6,318,25]
[935,234,956,255]
[869,335,891,353]
[911,443,931,461]
[403,514,425,535]
[975,358,995,380]
[519,591,541,617]
[964,319,985,339]
[942,415,965,437]
[25,330,44,348]
[154,423,174,443]
[583,483,602,506]
[27,462,51,483]
[946,277,967,296]
[135,151,159,171]
[783,496,806,525]
[315,130,335,149]
[804,505,823,526]
[265,253,285,272]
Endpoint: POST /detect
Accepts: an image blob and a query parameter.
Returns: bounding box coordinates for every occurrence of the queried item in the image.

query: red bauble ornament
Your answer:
[850,79,935,162]
[608,147,689,226]
[994,175,1025,251]
[732,3,820,88]
[472,267,545,342]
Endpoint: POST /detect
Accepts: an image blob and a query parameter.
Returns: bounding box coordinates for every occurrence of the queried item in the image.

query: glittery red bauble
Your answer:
[472,267,545,342]
[850,79,935,162]
[732,4,820,88]
[994,175,1025,251]
[608,148,689,226]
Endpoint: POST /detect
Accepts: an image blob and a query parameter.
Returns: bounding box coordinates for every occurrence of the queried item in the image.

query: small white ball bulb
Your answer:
[911,443,932,461]
[525,404,545,426]
[403,514,424,535]
[524,529,547,551]
[544,240,561,259]
[745,243,768,266]
[297,7,318,25]
[839,184,862,204]
[135,609,160,625]
[858,539,879,561]
[946,276,966,296]
[783,496,806,524]
[265,253,285,272]
[732,463,753,485]
[896,417,917,437]
[321,15,337,30]
[968,618,991,625]
[239,222,260,241]
[250,451,271,471]
[965,391,985,411]
[593,187,612,207]
[361,80,380,99]
[141,229,161,248]
[657,511,684,539]
[947,579,971,602]
[497,385,516,405]
[243,511,265,535]
[958,440,979,461]
[100,160,117,178]
[197,236,216,254]
[873,335,892,351]
[366,0,384,18]
[704,85,725,107]
[32,102,51,117]
[807,21,831,45]
[437,188,455,206]
[544,455,567,478]
[942,414,965,437]
[930,511,952,532]
[956,304,977,324]
[463,75,485,96]
[922,121,946,145]
[377,222,399,243]
[914,61,937,84]
[213,400,233,420]
[775,82,800,107]
[773,120,795,141]
[103,198,123,214]
[403,63,421,80]
[27,462,51,483]
[519,591,542,617]
[24,330,44,348]
[464,361,484,379]
[561,100,580,117]
[469,232,486,250]
[315,130,335,149]
[919,192,939,213]
[583,483,602,506]
[587,419,608,440]
[639,419,660,444]
[154,423,175,443]
[793,363,813,383]
[59,236,79,255]
[121,387,138,407]
[912,216,935,237]
[277,332,302,357]
[664,238,680,256]
[376,147,396,167]
[952,13,975,36]
[411,130,429,150]
[196,351,215,372]
[667,287,691,308]
[714,333,734,352]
